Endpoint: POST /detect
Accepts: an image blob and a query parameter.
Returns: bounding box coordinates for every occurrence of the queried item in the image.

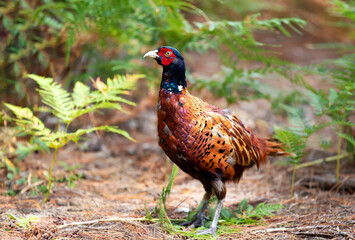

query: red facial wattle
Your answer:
[158,48,176,66]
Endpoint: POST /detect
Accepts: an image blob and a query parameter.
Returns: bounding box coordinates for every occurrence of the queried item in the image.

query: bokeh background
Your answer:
[0,0,354,239]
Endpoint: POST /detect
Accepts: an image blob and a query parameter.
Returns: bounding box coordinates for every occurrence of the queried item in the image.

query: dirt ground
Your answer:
[0,104,354,239]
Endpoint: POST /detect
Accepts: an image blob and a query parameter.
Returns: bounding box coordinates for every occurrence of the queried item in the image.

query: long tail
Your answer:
[253,137,292,168]
[264,137,292,157]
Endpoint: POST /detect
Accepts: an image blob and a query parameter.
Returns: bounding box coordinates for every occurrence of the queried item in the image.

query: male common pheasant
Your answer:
[144,46,289,236]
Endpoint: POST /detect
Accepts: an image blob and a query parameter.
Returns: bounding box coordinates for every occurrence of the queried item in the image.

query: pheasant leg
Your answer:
[196,199,224,237]
[181,192,211,229]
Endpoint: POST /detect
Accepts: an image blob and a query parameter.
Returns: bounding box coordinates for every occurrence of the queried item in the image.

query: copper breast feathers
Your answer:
[157,89,262,181]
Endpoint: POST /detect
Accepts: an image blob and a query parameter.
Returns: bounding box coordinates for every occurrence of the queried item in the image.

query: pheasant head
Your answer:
[144,46,186,93]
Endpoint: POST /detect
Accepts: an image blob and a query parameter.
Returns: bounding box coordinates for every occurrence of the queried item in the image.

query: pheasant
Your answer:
[144,46,289,236]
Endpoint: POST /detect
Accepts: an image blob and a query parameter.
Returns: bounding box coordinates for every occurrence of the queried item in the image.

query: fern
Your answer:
[247,202,284,219]
[1,0,308,107]
[338,133,355,148]
[305,90,325,116]
[249,14,306,36]
[5,0,307,88]
[28,74,141,127]
[193,198,283,228]
[274,128,307,164]
[72,81,91,107]
[29,74,74,123]
[4,74,142,202]
[4,104,52,138]
[330,0,355,24]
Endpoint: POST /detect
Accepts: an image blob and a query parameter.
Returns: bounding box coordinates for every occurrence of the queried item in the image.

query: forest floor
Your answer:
[0,104,354,240]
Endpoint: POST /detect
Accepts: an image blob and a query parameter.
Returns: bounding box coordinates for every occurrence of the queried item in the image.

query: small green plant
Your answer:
[4,190,17,196]
[7,214,39,229]
[4,73,143,202]
[153,165,283,238]
[2,156,19,181]
[176,198,283,239]
[57,161,83,188]
[233,200,284,223]
[154,164,179,233]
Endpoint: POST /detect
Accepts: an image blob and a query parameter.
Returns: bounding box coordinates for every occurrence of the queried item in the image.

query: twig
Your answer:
[253,227,290,233]
[347,229,355,240]
[294,153,349,170]
[301,175,354,192]
[252,226,349,237]
[58,217,157,229]
[293,232,342,238]
[20,180,45,194]
[331,175,350,193]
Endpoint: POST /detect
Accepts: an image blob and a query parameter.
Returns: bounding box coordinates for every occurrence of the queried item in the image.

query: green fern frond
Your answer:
[74,126,135,142]
[330,0,355,23]
[251,14,306,36]
[305,90,326,116]
[28,74,74,123]
[249,202,284,218]
[72,81,91,107]
[28,74,143,123]
[338,133,355,148]
[4,103,51,137]
[6,74,139,150]
[274,126,307,164]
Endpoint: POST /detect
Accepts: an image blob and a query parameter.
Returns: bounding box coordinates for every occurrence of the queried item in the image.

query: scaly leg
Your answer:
[196,179,226,237]
[181,191,211,229]
[196,198,224,237]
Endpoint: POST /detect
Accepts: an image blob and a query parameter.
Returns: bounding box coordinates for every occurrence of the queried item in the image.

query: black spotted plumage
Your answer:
[144,46,290,236]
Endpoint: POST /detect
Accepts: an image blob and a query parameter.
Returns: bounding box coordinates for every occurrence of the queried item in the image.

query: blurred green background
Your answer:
[0,0,354,195]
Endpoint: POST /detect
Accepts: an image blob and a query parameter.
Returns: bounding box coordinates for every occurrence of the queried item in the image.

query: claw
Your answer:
[195,198,224,237]
[196,227,218,237]
[180,215,209,227]
[181,194,210,230]
[181,215,207,230]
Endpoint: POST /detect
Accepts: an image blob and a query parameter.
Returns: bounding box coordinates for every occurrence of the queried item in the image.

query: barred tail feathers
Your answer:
[251,137,291,169]
[264,137,292,157]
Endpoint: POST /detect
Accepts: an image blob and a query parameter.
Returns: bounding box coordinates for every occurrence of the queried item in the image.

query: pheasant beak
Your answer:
[143,49,159,59]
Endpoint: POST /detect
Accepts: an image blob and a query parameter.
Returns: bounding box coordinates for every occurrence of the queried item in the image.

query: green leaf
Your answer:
[4,103,52,138]
[7,214,39,228]
[73,126,135,142]
[274,126,307,164]
[338,132,355,148]
[221,207,236,220]
[72,81,91,107]
[328,88,338,105]
[251,202,284,218]
[28,74,74,123]
[235,199,248,214]
[14,143,37,161]
[305,90,324,116]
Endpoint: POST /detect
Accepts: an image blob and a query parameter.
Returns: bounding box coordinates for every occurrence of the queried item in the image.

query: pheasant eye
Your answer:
[165,51,172,57]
